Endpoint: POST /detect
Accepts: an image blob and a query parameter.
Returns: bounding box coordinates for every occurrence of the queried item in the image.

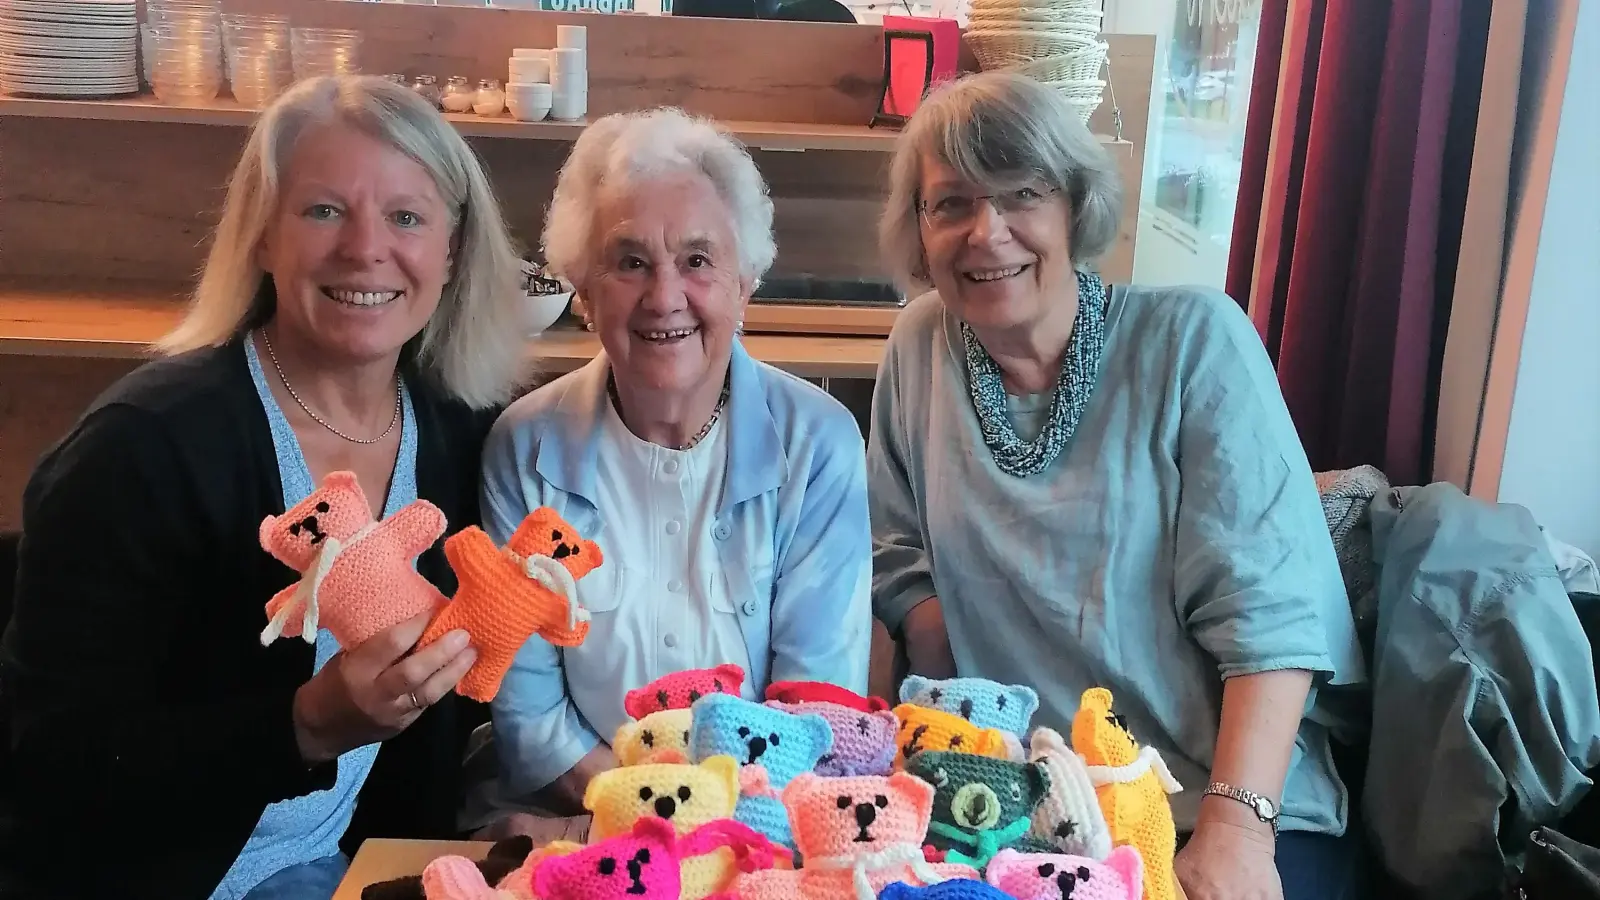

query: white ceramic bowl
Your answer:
[521,290,572,334]
[508,55,550,83]
[506,82,553,121]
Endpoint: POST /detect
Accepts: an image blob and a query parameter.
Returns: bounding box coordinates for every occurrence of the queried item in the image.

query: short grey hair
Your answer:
[543,107,777,287]
[159,75,528,409]
[879,71,1123,292]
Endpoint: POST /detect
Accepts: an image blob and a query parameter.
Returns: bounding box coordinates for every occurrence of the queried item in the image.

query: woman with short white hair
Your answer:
[870,72,1366,900]
[1,75,527,898]
[481,107,873,818]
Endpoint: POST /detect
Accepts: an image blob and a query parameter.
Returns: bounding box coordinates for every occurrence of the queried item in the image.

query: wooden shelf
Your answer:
[0,280,887,379]
[0,95,906,153]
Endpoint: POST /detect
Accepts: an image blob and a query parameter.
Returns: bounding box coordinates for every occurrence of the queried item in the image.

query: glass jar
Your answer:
[410,74,440,108]
[473,78,506,117]
[441,75,475,113]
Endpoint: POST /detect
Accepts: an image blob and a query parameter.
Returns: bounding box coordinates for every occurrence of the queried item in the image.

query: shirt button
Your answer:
[663,459,679,475]
[740,600,758,616]
[665,520,681,535]
[668,579,684,592]
[713,523,731,540]
[663,633,678,648]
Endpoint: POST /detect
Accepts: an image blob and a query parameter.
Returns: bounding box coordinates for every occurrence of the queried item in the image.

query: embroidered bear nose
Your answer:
[854,801,878,828]
[653,795,676,818]
[959,698,974,719]
[746,734,768,762]
[553,542,577,559]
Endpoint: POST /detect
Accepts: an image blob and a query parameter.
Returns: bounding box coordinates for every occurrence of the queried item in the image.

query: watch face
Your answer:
[1253,796,1276,819]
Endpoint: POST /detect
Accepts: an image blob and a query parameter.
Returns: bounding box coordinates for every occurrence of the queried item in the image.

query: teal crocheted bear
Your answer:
[904,749,1052,869]
[898,676,1039,737]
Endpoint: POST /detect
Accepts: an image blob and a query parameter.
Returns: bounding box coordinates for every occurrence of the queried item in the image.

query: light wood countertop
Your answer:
[0,280,887,379]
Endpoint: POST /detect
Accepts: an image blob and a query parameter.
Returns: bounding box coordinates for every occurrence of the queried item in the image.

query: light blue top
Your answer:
[868,285,1366,835]
[482,341,874,795]
[211,336,419,899]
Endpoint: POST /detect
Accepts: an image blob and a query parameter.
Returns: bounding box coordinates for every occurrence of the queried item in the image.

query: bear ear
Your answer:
[623,685,652,720]
[633,815,679,851]
[714,663,746,690]
[1104,845,1145,898]
[985,848,1021,880]
[891,702,917,724]
[873,709,900,733]
[800,712,834,757]
[1029,727,1068,757]
[1007,685,1041,723]
[781,770,820,806]
[699,754,739,796]
[614,720,638,750]
[1079,687,1114,715]
[581,768,614,814]
[888,770,935,819]
[323,470,365,501]
[258,515,280,551]
[899,675,930,704]
[864,694,891,713]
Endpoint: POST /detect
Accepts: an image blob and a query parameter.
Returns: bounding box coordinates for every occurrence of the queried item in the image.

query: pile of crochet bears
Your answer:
[410,664,1184,900]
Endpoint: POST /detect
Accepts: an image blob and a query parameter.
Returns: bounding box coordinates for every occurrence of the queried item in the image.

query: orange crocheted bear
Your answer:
[419,508,603,702]
[259,471,448,649]
[1073,687,1183,900]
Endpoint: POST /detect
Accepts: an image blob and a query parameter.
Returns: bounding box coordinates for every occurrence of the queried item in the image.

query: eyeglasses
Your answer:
[918,186,1060,228]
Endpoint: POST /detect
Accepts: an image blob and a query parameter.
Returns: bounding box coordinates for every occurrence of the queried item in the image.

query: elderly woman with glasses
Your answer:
[869,72,1365,900]
[474,107,873,823]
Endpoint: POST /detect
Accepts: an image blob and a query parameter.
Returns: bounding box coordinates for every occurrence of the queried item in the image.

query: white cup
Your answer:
[551,47,585,73]
[509,55,550,83]
[556,24,587,49]
[550,87,586,121]
[506,81,553,121]
[512,48,552,60]
[550,67,586,94]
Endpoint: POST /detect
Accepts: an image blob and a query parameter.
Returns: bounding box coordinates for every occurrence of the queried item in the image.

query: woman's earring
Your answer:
[583,318,596,333]
[735,319,744,335]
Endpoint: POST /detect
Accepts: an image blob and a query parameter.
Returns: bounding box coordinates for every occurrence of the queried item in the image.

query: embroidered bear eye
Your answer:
[1037,863,1055,877]
[856,717,871,735]
[769,733,780,746]
[932,768,950,788]
[657,690,669,708]
[949,734,964,748]
[928,688,943,704]
[1077,867,1091,880]
[599,857,617,875]
[551,529,563,541]
[315,502,329,513]
[997,695,1008,710]
[689,690,702,702]
[641,730,655,748]
[713,679,723,692]
[836,795,852,809]
[1009,783,1023,802]
[959,698,974,719]
[639,787,653,800]
[874,794,889,808]
[678,785,692,801]
[1054,820,1078,839]
[683,730,690,743]
[289,523,301,535]
[636,849,652,864]
[738,726,750,738]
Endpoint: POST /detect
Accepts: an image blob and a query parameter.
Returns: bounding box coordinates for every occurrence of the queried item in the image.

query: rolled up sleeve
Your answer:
[867,342,938,635]
[480,420,602,795]
[769,414,873,694]
[1172,300,1363,685]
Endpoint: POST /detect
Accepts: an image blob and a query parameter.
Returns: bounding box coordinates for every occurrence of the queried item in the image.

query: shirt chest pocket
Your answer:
[710,521,776,619]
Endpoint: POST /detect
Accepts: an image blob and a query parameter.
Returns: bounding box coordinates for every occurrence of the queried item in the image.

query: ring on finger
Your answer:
[408,691,423,711]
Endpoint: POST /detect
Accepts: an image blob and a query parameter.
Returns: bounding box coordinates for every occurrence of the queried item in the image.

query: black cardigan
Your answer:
[0,341,499,899]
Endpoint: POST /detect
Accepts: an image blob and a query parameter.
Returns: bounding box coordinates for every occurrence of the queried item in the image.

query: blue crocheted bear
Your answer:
[688,692,833,854]
[898,676,1039,738]
[877,877,1016,900]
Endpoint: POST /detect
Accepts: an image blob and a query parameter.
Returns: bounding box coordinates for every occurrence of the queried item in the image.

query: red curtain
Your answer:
[1225,0,1488,486]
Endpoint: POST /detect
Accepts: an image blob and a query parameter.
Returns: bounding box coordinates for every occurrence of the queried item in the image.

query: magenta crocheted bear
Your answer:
[535,817,778,900]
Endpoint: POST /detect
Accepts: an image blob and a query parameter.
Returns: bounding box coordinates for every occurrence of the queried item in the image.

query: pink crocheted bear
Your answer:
[737,771,978,900]
[259,470,448,649]
[625,664,747,719]
[535,817,778,900]
[985,847,1145,900]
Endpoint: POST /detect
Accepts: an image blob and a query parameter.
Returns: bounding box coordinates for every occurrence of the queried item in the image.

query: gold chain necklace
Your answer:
[608,373,731,451]
[260,330,401,445]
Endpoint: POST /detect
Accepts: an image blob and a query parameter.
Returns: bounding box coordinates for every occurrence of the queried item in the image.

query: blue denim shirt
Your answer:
[483,342,873,794]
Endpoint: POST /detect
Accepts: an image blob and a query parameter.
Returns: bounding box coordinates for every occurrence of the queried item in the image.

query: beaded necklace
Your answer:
[961,269,1108,477]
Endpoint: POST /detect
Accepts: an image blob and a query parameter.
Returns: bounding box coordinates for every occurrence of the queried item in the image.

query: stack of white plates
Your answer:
[0,0,139,98]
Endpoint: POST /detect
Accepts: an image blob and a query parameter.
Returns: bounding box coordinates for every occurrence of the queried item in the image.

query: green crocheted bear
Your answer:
[904,749,1053,869]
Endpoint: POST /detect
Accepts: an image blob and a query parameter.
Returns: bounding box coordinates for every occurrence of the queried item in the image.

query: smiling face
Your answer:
[582,171,748,401]
[256,121,454,367]
[916,151,1075,337]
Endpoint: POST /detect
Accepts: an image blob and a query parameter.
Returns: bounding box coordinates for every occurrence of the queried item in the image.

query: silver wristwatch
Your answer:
[1203,782,1280,836]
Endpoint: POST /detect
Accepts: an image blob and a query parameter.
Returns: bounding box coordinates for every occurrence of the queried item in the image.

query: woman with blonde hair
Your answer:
[870,71,1365,900]
[0,75,528,899]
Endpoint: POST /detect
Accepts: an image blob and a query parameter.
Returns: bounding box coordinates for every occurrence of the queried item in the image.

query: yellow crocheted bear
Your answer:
[582,755,749,899]
[615,708,694,766]
[1072,687,1183,900]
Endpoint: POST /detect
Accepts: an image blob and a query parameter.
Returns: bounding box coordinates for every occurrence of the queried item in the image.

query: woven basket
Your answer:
[1012,43,1108,84]
[961,0,1108,124]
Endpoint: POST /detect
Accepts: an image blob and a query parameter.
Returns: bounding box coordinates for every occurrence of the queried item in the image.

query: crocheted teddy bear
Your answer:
[535,817,779,900]
[877,879,1019,900]
[766,680,891,713]
[892,704,1010,769]
[583,755,752,898]
[1073,688,1182,900]
[984,847,1145,900]
[903,749,1052,869]
[767,699,898,777]
[615,708,694,766]
[625,664,747,719]
[737,771,979,900]
[419,855,520,900]
[688,693,834,853]
[362,836,540,900]
[1024,727,1113,860]
[259,470,447,649]
[417,507,602,702]
[899,676,1038,762]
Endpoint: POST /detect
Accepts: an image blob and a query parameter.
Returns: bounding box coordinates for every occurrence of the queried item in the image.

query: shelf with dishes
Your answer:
[0,280,889,379]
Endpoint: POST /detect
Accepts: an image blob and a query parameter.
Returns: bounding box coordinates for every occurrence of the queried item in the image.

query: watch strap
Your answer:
[1203,781,1280,835]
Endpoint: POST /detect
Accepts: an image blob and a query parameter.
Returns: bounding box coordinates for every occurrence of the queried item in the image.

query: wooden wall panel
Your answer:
[226,0,887,126]
[0,356,141,532]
